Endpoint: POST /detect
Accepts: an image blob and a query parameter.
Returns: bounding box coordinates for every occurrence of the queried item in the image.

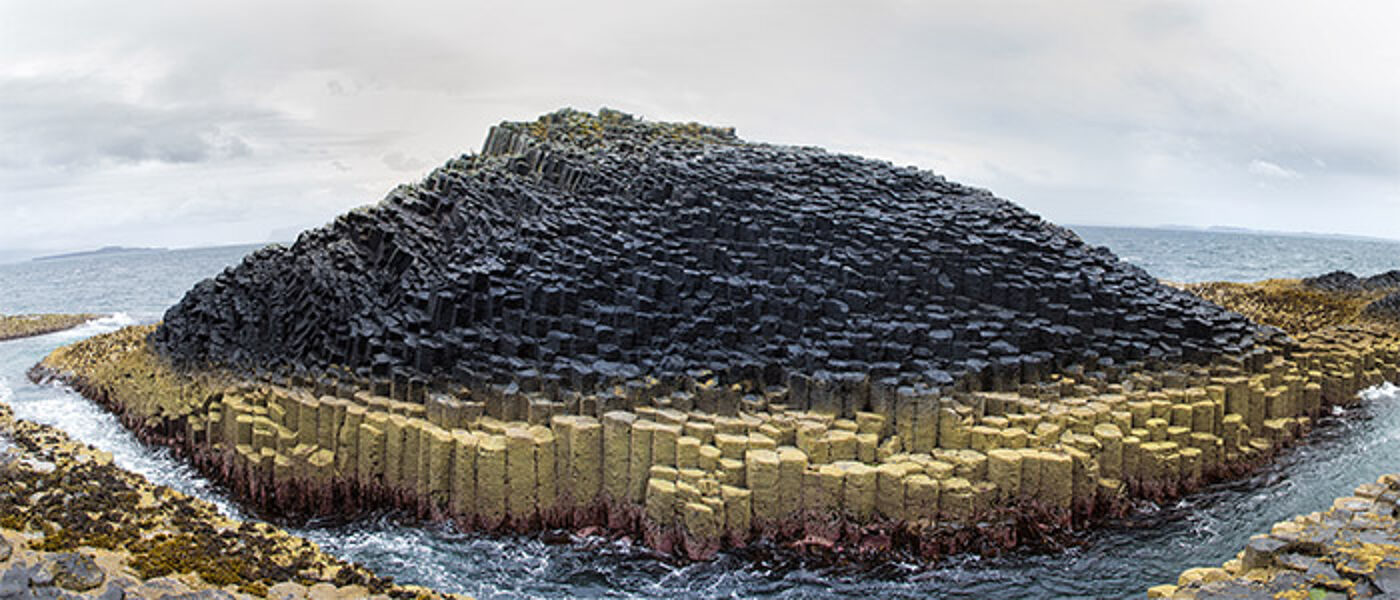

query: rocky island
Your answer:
[19,110,1400,593]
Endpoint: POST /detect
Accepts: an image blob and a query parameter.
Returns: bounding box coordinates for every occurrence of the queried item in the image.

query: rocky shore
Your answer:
[19,109,1400,573]
[0,314,98,342]
[28,276,1400,567]
[1150,473,1400,599]
[0,402,461,599]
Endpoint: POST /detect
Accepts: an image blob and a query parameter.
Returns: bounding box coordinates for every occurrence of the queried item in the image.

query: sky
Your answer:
[0,1,1397,261]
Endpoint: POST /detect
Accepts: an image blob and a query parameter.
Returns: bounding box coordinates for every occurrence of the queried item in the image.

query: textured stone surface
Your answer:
[1157,473,1400,599]
[152,108,1265,401]
[0,402,461,600]
[1304,269,1400,293]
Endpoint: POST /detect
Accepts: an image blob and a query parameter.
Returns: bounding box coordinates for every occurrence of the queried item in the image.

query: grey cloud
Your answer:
[0,0,1394,256]
[0,75,263,171]
[382,151,430,172]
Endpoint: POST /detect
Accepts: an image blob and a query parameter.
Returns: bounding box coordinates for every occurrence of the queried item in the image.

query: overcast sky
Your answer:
[1,1,1396,260]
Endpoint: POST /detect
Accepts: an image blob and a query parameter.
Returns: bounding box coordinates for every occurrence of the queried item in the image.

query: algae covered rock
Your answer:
[151,108,1263,398]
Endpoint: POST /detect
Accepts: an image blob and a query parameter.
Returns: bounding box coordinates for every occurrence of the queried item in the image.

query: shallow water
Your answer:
[0,230,1397,599]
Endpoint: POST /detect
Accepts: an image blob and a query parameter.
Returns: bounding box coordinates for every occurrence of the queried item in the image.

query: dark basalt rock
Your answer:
[1365,291,1400,321]
[151,108,1265,398]
[1304,269,1400,292]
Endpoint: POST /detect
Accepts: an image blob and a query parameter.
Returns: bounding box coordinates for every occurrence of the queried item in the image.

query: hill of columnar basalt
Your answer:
[151,109,1268,401]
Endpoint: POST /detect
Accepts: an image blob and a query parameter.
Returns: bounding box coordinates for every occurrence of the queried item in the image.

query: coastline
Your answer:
[25,279,1400,571]
[0,399,462,600]
[0,314,100,342]
[1151,472,1400,598]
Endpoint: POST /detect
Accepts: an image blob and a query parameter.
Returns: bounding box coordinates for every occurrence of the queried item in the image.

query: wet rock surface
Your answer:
[152,108,1266,400]
[1151,473,1400,599]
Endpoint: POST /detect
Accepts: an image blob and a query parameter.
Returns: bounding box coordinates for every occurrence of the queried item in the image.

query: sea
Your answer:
[0,226,1397,600]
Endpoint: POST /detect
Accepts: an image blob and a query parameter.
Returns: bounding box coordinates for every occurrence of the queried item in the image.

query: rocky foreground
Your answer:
[0,314,98,342]
[1151,473,1400,599]
[0,403,461,600]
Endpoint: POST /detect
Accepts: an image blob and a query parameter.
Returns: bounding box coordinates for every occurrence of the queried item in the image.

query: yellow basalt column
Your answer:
[506,427,538,521]
[939,477,973,520]
[476,433,507,524]
[776,447,807,519]
[337,404,366,478]
[425,424,454,509]
[827,430,857,462]
[986,449,1022,502]
[745,449,781,522]
[677,436,702,469]
[628,420,656,503]
[298,394,320,447]
[646,478,677,527]
[1039,451,1073,510]
[1019,449,1042,499]
[1094,424,1123,480]
[534,425,557,514]
[721,485,752,537]
[937,407,967,450]
[450,430,478,516]
[653,422,682,467]
[402,418,428,497]
[903,473,939,520]
[683,501,720,541]
[317,396,343,451]
[715,432,748,460]
[570,416,603,504]
[841,462,877,520]
[1121,435,1142,481]
[384,414,407,491]
[876,462,916,519]
[357,419,386,489]
[602,411,635,501]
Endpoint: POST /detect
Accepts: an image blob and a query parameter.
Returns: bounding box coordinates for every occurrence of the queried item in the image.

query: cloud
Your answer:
[0,0,1395,259]
[1247,159,1302,180]
[0,75,261,171]
[382,151,430,172]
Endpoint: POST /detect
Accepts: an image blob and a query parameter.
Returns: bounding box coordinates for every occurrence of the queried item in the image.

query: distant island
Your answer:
[1147,224,1400,244]
[32,246,168,262]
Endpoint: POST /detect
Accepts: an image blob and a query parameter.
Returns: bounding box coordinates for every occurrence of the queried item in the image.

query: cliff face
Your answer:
[150,109,1264,399]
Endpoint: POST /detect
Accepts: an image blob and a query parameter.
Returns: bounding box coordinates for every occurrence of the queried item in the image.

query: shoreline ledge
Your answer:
[0,314,100,342]
[1149,473,1400,599]
[20,109,1400,574]
[0,402,464,599]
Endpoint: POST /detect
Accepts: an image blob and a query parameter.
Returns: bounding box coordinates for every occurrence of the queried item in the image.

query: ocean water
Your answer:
[0,228,1397,599]
[1073,226,1400,283]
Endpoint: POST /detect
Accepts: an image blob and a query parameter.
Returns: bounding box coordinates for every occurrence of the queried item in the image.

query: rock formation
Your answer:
[0,402,458,599]
[30,110,1400,563]
[1304,269,1400,293]
[0,314,97,342]
[1151,473,1400,599]
[152,108,1267,402]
